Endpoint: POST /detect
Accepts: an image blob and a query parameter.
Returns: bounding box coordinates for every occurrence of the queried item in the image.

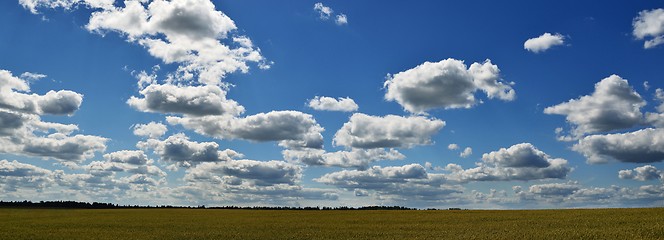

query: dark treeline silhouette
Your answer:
[0,200,439,210]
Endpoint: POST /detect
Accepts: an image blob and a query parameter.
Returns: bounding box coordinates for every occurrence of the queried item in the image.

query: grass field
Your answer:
[1,208,663,239]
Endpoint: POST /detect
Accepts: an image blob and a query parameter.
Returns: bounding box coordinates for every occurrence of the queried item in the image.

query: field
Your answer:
[1,208,663,239]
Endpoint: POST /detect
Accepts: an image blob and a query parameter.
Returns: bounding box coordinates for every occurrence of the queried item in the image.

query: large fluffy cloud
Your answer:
[0,70,83,116]
[132,121,168,139]
[572,128,664,164]
[84,0,269,85]
[523,33,565,53]
[138,133,241,168]
[333,113,444,149]
[445,143,572,182]
[167,111,325,149]
[22,133,107,163]
[0,159,54,191]
[632,8,664,49]
[544,75,645,139]
[308,96,358,112]
[127,84,244,116]
[384,58,515,113]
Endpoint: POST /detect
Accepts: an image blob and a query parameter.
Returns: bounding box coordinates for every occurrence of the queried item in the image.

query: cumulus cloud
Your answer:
[138,133,241,168]
[523,33,565,53]
[22,133,107,163]
[460,147,473,158]
[308,96,358,112]
[528,182,579,197]
[283,148,405,169]
[184,160,301,186]
[448,143,459,150]
[132,121,168,139]
[82,0,269,85]
[446,143,572,182]
[544,75,645,138]
[619,165,663,181]
[632,8,664,49]
[0,70,83,116]
[645,88,664,127]
[127,84,244,116]
[384,58,515,113]
[314,2,348,26]
[573,128,664,164]
[335,14,348,25]
[167,111,325,149]
[19,72,47,81]
[316,164,461,200]
[0,159,53,191]
[333,113,444,149]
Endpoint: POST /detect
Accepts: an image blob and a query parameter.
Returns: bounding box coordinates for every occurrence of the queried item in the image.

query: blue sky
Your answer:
[1,0,664,209]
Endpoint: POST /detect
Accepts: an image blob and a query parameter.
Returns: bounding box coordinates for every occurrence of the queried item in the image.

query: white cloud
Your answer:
[523,33,565,53]
[632,8,664,49]
[447,143,459,150]
[0,159,54,191]
[645,88,664,127]
[335,14,348,25]
[316,164,462,201]
[446,143,572,182]
[138,133,241,168]
[308,96,358,112]
[384,58,515,113]
[19,72,47,81]
[313,2,333,19]
[573,128,664,164]
[22,133,108,163]
[333,113,445,149]
[127,84,244,116]
[167,111,325,149]
[283,148,404,169]
[184,160,301,186]
[132,121,168,139]
[84,0,269,85]
[528,182,579,197]
[314,2,348,26]
[0,70,83,116]
[619,165,663,181]
[460,147,473,158]
[19,0,114,14]
[544,75,645,139]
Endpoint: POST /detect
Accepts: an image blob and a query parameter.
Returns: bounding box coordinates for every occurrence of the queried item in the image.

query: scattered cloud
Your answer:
[384,58,515,113]
[0,70,83,116]
[573,128,664,164]
[314,2,348,26]
[445,143,572,182]
[632,8,664,49]
[333,113,445,149]
[544,75,645,139]
[138,133,242,169]
[284,148,404,170]
[308,96,358,112]
[132,122,168,139]
[127,84,244,117]
[448,143,459,150]
[524,33,565,53]
[460,147,473,158]
[167,111,325,149]
[619,165,663,181]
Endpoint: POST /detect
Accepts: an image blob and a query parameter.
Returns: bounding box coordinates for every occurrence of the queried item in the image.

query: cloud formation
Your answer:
[633,8,664,49]
[524,33,565,53]
[308,96,358,112]
[573,128,664,164]
[127,84,244,116]
[138,133,242,168]
[333,113,445,149]
[314,2,348,25]
[445,143,572,182]
[544,75,645,139]
[384,58,515,113]
[0,70,83,116]
[132,122,168,139]
[167,111,325,149]
[619,165,663,181]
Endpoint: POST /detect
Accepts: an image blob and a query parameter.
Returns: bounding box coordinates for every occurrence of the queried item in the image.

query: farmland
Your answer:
[1,208,663,239]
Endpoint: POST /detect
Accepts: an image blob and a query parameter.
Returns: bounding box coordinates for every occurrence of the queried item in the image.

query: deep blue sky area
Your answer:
[0,0,663,208]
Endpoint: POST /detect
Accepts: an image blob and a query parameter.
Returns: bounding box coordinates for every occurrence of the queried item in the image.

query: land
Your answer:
[1,207,663,239]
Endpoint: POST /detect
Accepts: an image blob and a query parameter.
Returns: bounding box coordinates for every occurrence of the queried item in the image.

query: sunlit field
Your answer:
[1,208,663,239]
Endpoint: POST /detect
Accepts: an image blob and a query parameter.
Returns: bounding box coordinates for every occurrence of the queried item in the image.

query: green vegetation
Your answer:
[1,208,663,239]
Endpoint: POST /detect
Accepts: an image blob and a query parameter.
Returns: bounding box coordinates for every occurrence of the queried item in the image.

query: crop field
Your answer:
[1,208,663,239]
